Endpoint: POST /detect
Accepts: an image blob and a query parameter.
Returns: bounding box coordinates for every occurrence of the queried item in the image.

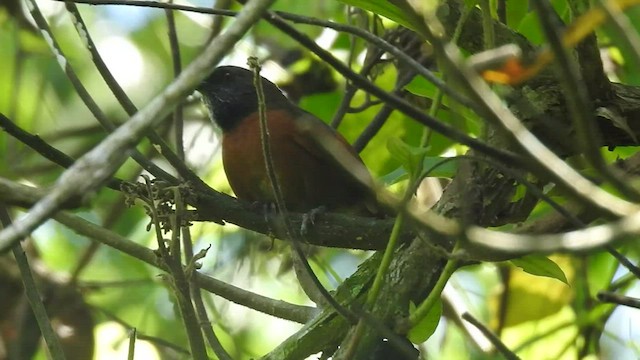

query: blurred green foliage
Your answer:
[2,0,640,359]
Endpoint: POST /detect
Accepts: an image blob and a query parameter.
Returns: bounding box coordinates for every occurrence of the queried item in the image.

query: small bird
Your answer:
[197,65,378,216]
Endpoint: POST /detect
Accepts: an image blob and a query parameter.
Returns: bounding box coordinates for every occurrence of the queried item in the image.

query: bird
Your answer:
[196,65,379,216]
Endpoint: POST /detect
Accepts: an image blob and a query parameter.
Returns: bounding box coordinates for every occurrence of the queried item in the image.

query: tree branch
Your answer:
[0,0,278,252]
[0,177,316,324]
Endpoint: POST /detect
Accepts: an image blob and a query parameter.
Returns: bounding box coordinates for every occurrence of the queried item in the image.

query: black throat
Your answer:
[197,66,291,132]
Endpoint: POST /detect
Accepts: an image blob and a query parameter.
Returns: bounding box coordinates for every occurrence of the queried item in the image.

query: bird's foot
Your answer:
[301,206,326,235]
[249,201,279,241]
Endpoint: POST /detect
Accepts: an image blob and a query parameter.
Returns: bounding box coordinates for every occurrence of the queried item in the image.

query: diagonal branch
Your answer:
[0,0,277,253]
[0,177,316,324]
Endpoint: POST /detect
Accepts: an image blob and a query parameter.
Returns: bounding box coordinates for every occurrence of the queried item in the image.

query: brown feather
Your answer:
[222,109,376,214]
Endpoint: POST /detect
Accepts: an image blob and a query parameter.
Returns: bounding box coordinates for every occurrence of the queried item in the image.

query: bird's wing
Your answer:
[291,110,374,191]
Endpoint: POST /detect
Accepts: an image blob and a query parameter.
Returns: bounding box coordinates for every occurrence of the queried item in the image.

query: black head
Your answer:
[197,66,291,132]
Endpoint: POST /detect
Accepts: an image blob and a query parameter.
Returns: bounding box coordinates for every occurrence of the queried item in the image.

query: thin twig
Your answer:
[479,0,495,50]
[331,35,389,129]
[598,291,640,309]
[65,210,315,322]
[165,4,185,161]
[352,68,416,152]
[186,229,233,360]
[64,3,212,193]
[143,177,207,359]
[531,0,640,201]
[0,113,123,192]
[95,306,191,355]
[170,9,231,351]
[0,207,67,359]
[462,312,520,360]
[54,0,523,166]
[605,247,640,279]
[396,3,639,221]
[0,0,278,252]
[0,177,316,322]
[601,0,640,83]
[127,328,136,360]
[41,2,180,184]
[57,0,473,110]
[260,10,522,165]
[248,59,355,321]
[439,41,638,218]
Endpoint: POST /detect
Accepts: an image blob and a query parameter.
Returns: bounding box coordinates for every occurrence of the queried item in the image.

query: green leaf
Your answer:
[603,6,640,85]
[516,12,544,45]
[511,183,527,202]
[380,166,409,185]
[404,75,439,97]
[506,0,529,28]
[336,0,420,32]
[381,156,458,185]
[511,255,569,284]
[420,156,458,178]
[386,138,430,180]
[407,299,442,344]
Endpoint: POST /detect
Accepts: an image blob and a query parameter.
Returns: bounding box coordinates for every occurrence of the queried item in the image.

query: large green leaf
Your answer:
[337,0,421,32]
[511,255,569,284]
[408,299,442,344]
